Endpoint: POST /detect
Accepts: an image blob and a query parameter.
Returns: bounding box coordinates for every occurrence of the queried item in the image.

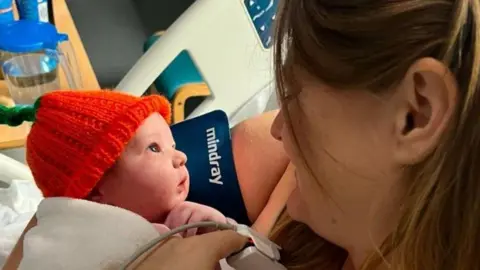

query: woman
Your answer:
[6,0,480,269]
[269,0,480,268]
[139,0,480,269]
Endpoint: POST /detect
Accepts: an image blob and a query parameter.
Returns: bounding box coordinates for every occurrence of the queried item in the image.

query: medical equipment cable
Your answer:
[119,221,236,270]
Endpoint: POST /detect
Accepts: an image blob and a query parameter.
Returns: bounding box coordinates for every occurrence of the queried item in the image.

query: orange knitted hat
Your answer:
[0,90,171,198]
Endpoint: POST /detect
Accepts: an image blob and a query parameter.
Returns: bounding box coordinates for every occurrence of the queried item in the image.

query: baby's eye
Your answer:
[147,143,161,153]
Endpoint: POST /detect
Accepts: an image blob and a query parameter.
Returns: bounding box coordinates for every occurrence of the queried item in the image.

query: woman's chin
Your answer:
[285,187,304,222]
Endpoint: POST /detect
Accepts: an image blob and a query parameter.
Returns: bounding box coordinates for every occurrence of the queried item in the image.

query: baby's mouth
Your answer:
[177,175,188,195]
[179,176,187,186]
[176,167,190,195]
[177,171,189,189]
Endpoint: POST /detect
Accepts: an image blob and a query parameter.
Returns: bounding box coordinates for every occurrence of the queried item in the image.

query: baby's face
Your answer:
[90,113,190,222]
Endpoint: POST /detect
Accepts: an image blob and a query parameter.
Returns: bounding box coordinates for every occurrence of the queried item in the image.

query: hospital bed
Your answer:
[116,0,279,126]
[0,153,33,185]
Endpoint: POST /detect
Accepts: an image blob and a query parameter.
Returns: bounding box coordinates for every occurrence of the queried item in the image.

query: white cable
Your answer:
[119,221,236,270]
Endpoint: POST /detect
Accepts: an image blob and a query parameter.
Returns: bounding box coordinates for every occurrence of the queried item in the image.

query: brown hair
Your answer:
[270,0,480,269]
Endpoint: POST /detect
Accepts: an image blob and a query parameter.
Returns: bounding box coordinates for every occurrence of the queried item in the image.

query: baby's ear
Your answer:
[86,187,103,203]
[91,164,118,202]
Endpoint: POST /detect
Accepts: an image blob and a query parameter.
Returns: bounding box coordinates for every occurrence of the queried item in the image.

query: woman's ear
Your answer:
[393,58,458,164]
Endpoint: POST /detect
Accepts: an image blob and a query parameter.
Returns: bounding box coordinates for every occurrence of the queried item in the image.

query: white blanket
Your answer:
[20,198,160,270]
[0,180,43,267]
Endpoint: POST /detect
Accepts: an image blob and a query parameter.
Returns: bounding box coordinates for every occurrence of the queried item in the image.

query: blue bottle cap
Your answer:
[0,20,68,53]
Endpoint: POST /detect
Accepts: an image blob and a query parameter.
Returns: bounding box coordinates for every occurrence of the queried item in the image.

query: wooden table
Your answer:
[0,0,99,149]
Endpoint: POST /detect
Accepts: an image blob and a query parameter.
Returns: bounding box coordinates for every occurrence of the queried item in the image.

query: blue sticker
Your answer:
[244,0,279,48]
[171,111,251,225]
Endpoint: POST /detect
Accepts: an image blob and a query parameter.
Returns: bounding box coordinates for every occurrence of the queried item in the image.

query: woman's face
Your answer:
[271,69,405,252]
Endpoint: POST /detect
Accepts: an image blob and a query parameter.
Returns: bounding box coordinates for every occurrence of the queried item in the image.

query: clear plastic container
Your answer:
[0,20,81,105]
[3,50,60,105]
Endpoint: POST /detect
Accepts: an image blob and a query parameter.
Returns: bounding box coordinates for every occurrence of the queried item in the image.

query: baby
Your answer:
[0,90,230,236]
[85,111,232,235]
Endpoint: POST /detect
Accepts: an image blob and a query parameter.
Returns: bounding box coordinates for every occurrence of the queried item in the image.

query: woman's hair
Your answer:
[270,0,480,269]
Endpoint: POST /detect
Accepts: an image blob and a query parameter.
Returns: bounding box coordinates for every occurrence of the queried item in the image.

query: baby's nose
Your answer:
[173,150,187,168]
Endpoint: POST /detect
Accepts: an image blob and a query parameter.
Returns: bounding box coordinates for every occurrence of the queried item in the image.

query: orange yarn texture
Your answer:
[26,90,171,199]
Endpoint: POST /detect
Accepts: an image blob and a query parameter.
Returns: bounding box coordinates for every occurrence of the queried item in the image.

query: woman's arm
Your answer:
[231,109,290,223]
[2,216,37,270]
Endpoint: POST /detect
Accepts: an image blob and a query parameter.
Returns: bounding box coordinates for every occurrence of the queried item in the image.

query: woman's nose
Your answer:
[173,150,187,168]
[270,110,284,141]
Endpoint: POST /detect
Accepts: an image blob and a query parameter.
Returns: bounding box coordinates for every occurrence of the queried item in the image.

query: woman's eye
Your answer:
[148,143,161,153]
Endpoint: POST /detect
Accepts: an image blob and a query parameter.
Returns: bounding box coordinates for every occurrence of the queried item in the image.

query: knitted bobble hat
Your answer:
[0,90,171,198]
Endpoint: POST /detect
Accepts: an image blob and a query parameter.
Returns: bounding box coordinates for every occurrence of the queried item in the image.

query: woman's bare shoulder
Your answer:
[231,110,290,222]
